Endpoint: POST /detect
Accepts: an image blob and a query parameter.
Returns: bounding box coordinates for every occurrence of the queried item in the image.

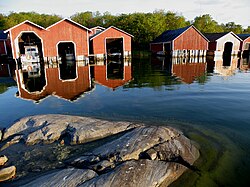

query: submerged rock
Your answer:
[80,159,185,187]
[0,166,16,182]
[20,168,97,187]
[1,115,200,186]
[0,155,8,166]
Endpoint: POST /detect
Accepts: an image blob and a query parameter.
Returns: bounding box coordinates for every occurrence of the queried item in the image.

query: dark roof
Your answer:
[0,30,8,40]
[237,34,250,40]
[151,26,191,43]
[203,32,230,42]
[89,29,105,40]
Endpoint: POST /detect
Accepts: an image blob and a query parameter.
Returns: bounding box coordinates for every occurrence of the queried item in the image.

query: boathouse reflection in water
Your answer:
[14,55,250,102]
[16,61,91,102]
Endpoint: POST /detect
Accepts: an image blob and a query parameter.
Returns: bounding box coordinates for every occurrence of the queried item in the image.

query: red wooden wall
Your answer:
[44,20,89,57]
[150,43,163,53]
[91,27,132,54]
[8,20,89,59]
[8,22,44,59]
[174,27,208,50]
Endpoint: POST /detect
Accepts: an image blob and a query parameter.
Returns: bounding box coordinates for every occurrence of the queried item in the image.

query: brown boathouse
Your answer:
[150,25,209,57]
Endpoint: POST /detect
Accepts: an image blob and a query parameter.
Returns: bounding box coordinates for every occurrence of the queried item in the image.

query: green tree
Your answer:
[193,14,223,33]
[221,22,243,34]
[243,26,250,34]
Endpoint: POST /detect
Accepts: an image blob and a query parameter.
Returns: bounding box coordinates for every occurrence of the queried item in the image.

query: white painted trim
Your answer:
[90,26,133,41]
[14,31,45,61]
[3,40,7,54]
[9,31,15,58]
[4,20,45,33]
[87,30,89,56]
[216,32,242,42]
[191,25,210,42]
[56,41,79,81]
[5,18,91,34]
[173,25,210,43]
[90,26,106,30]
[105,36,124,58]
[16,69,48,96]
[46,18,91,31]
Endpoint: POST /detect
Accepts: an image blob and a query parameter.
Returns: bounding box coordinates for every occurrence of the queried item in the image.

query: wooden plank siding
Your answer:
[150,43,164,54]
[91,27,132,55]
[6,19,90,60]
[44,20,89,57]
[8,22,45,59]
[173,27,208,50]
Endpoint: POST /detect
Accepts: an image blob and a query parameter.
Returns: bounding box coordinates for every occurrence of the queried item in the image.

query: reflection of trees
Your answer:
[125,58,211,89]
[125,59,181,90]
[195,73,210,84]
[0,81,16,94]
[0,85,8,94]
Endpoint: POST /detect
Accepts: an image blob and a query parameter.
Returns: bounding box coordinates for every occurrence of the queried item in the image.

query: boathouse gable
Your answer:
[44,18,90,58]
[204,32,242,59]
[150,25,209,57]
[90,26,133,59]
[237,34,250,51]
[5,20,45,59]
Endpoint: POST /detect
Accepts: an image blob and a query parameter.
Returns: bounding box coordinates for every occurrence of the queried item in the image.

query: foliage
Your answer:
[0,12,61,30]
[193,14,224,33]
[0,11,249,50]
[243,26,250,34]
[221,22,243,34]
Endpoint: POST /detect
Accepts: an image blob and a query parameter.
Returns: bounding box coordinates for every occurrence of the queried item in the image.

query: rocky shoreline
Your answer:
[0,115,199,186]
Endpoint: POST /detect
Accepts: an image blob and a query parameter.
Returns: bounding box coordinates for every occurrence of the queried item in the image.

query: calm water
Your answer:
[1,56,250,186]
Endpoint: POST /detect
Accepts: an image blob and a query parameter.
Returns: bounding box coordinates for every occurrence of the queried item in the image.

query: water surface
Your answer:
[1,56,250,186]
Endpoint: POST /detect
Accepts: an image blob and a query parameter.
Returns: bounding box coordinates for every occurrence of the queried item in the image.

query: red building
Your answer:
[237,34,250,59]
[89,26,133,60]
[150,25,209,57]
[5,18,91,64]
[0,30,11,56]
[93,60,132,90]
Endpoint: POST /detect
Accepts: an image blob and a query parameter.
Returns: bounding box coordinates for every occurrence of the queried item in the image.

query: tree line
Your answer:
[1,11,250,49]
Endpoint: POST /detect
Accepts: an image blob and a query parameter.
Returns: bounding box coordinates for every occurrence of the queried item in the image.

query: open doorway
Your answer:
[223,42,233,66]
[106,38,123,61]
[164,43,171,55]
[107,60,124,80]
[17,32,44,77]
[57,42,76,80]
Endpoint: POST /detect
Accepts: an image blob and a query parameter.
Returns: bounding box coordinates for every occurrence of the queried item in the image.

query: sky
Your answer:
[0,0,249,28]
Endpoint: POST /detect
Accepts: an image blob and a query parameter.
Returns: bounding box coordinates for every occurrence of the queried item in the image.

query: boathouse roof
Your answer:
[89,26,134,40]
[151,25,208,43]
[0,30,8,40]
[237,34,250,40]
[204,32,242,42]
[152,26,190,43]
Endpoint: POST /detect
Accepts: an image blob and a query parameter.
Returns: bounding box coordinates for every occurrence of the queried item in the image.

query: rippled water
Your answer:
[1,56,250,186]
